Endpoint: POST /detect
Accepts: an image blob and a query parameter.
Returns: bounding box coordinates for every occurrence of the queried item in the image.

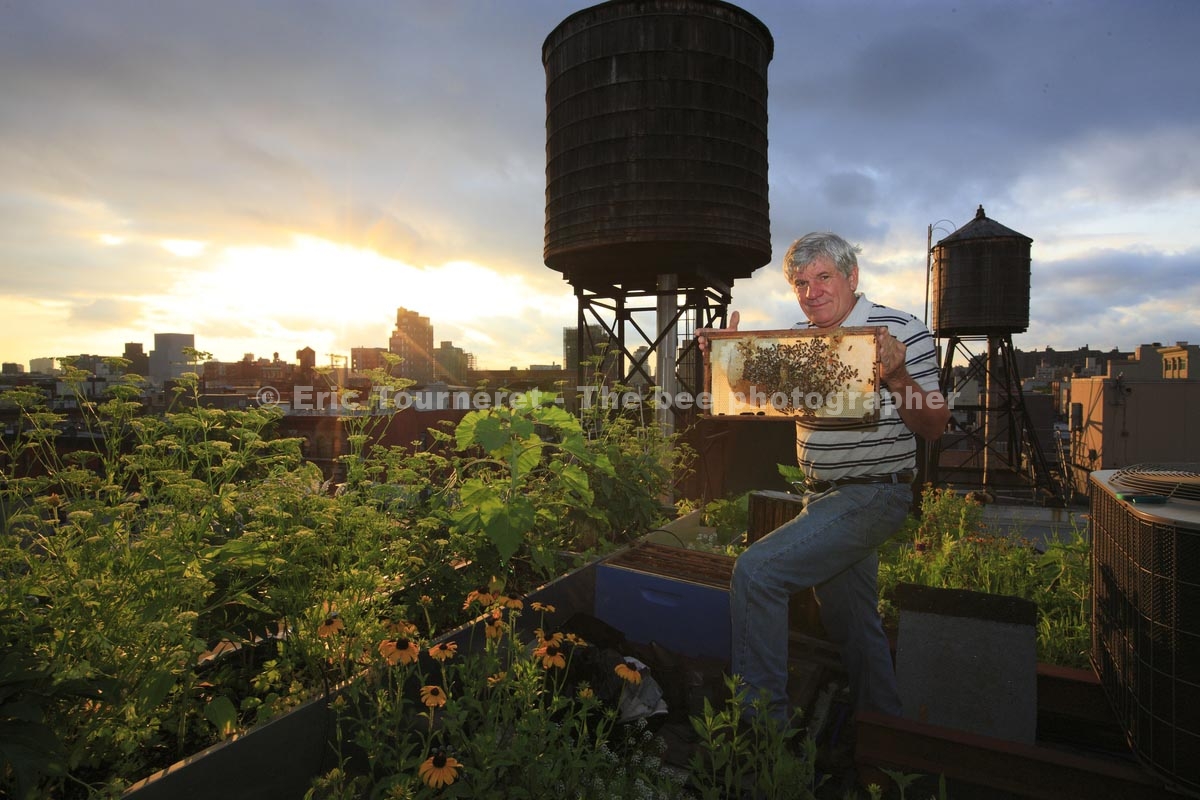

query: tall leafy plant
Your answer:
[449,392,612,579]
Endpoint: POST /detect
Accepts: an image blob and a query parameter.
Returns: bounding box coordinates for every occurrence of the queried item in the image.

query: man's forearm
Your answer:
[884,369,952,441]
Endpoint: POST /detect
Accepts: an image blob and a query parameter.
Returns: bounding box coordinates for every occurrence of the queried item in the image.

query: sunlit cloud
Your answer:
[161,239,208,257]
[139,234,575,368]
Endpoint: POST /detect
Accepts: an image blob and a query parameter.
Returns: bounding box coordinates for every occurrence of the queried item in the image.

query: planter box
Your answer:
[595,543,733,660]
[122,688,343,800]
[124,531,727,799]
[893,583,1039,744]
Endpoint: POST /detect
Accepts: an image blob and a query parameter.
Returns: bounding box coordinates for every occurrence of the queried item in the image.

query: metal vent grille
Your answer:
[1112,463,1200,502]
[1089,471,1200,793]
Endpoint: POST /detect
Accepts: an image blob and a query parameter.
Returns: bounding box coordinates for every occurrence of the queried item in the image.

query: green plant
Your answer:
[777,464,807,489]
[447,391,613,578]
[1,373,337,796]
[878,487,1091,668]
[2,361,692,796]
[699,494,750,550]
[316,600,693,799]
[575,369,692,551]
[688,675,816,800]
[676,483,1090,669]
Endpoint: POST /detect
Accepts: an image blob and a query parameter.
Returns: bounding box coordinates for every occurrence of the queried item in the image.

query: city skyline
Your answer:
[3,1,1198,370]
[5,313,1174,380]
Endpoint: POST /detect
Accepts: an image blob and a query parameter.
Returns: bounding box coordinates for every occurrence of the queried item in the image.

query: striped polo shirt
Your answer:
[793,293,941,481]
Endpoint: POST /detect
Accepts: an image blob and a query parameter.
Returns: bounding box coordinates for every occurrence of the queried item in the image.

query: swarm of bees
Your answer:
[734,337,859,416]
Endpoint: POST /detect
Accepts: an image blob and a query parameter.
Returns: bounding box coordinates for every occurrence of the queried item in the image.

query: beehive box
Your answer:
[705,326,881,422]
[595,543,735,661]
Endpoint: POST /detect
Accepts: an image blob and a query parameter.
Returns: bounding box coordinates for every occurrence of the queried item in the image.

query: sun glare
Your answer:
[161,239,208,257]
[98,234,124,246]
[158,234,572,364]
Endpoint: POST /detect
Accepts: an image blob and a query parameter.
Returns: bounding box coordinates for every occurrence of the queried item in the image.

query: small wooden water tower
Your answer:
[543,0,773,425]
[927,206,1061,501]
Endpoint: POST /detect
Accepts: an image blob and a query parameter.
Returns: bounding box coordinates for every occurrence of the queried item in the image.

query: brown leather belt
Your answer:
[805,471,915,493]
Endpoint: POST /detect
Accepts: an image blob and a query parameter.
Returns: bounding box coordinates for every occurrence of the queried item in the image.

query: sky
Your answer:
[2,0,1198,373]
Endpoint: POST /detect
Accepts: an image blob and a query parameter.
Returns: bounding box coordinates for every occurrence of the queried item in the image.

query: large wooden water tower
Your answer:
[543,0,773,423]
[928,206,1060,501]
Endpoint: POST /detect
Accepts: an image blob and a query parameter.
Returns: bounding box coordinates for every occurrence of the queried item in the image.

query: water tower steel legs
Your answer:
[656,274,679,434]
[573,281,730,425]
[930,334,1062,503]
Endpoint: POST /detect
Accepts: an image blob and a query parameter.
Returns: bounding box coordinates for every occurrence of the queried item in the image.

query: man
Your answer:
[699,231,950,725]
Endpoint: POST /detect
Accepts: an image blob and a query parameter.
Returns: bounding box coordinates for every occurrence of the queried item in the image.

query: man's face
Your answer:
[790,256,859,329]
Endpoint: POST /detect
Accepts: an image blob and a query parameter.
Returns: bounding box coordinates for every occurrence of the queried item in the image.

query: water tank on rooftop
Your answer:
[931,205,1032,336]
[542,0,773,291]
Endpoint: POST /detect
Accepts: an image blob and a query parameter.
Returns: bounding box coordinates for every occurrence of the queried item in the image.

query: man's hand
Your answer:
[875,327,952,441]
[696,310,739,355]
[875,328,908,388]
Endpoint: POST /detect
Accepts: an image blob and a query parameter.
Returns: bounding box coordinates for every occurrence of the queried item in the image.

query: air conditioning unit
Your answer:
[1090,464,1200,796]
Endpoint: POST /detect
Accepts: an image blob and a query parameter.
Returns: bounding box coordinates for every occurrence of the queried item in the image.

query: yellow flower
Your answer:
[418,751,462,788]
[565,632,587,646]
[378,637,420,666]
[577,683,594,699]
[418,594,433,606]
[500,592,524,610]
[318,613,345,638]
[429,641,457,662]
[534,628,563,646]
[614,659,642,685]
[487,671,507,687]
[386,618,419,637]
[463,585,496,609]
[530,601,556,614]
[420,685,447,707]
[484,611,506,640]
[534,642,566,670]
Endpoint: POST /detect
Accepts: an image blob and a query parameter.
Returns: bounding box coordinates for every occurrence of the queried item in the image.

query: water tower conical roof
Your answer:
[938,205,1032,245]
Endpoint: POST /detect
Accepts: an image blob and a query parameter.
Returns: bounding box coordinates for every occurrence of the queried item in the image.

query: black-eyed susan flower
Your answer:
[483,610,506,640]
[499,592,523,610]
[534,628,563,646]
[577,683,594,699]
[386,618,419,637]
[418,594,433,606]
[565,632,587,646]
[534,641,566,670]
[614,659,642,685]
[487,671,507,687]
[420,685,447,708]
[418,751,462,789]
[530,601,556,614]
[463,585,496,609]
[318,613,345,638]
[378,637,421,666]
[429,641,457,662]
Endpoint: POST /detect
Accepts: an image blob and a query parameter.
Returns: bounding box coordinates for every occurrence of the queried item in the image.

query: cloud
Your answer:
[67,298,147,328]
[1021,247,1200,349]
[2,0,1199,369]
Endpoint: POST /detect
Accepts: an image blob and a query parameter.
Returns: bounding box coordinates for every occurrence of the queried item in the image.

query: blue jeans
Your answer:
[730,482,911,724]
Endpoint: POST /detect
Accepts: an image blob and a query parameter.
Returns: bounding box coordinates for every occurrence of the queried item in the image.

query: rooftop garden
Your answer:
[1,359,1090,799]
